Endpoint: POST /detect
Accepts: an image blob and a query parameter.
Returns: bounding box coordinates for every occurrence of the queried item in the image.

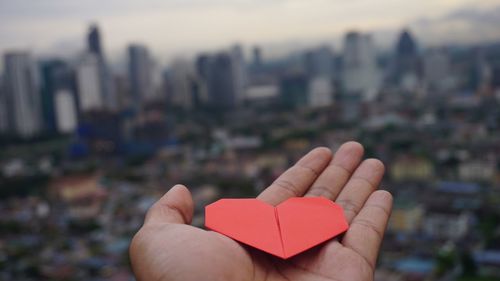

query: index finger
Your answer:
[257,147,332,205]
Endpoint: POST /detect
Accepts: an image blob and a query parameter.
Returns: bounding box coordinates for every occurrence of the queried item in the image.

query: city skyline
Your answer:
[1,0,500,70]
[1,2,500,280]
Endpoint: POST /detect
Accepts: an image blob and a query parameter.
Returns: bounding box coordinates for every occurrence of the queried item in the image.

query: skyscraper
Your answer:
[76,53,103,111]
[54,89,77,133]
[280,73,308,108]
[40,59,76,132]
[0,75,7,133]
[88,24,103,57]
[195,51,238,109]
[86,24,116,110]
[252,46,262,69]
[128,44,154,106]
[194,54,212,107]
[209,53,237,109]
[342,31,380,100]
[396,30,417,56]
[230,45,247,104]
[393,29,420,85]
[168,59,194,109]
[114,74,131,110]
[196,54,211,81]
[305,46,334,78]
[308,77,333,107]
[3,52,42,137]
[423,49,452,92]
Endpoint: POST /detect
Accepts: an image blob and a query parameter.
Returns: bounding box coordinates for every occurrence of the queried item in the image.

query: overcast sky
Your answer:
[1,0,500,65]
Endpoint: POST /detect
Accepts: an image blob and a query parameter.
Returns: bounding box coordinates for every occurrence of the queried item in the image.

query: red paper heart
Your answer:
[205,197,348,259]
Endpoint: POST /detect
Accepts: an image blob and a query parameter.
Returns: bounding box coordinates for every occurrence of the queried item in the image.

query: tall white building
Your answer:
[76,53,103,111]
[308,77,333,107]
[342,32,380,101]
[3,52,42,137]
[150,60,164,101]
[230,45,247,103]
[55,89,77,133]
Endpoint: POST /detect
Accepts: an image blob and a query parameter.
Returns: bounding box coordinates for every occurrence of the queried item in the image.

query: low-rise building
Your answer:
[458,159,496,182]
[50,174,107,220]
[389,201,424,234]
[390,155,434,182]
[423,208,472,241]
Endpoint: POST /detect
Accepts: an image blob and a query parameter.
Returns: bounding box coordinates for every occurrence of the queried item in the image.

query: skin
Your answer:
[130,142,393,281]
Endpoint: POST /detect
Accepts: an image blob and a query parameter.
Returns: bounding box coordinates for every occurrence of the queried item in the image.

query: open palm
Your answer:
[130,142,392,281]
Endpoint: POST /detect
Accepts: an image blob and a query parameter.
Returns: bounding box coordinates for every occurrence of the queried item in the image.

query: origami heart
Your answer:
[205,197,348,259]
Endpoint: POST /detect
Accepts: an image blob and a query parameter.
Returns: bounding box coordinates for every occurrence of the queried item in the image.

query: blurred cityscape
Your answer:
[1,14,500,281]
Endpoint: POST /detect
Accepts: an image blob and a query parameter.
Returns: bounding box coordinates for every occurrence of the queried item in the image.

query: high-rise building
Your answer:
[305,46,334,78]
[196,54,211,81]
[308,77,333,107]
[55,89,77,133]
[396,29,418,59]
[492,65,500,94]
[195,52,238,109]
[342,31,380,100]
[40,60,62,132]
[40,59,76,132]
[113,74,131,110]
[88,24,103,57]
[0,75,8,133]
[280,73,308,107]
[128,44,154,106]
[208,53,237,109]
[423,49,452,92]
[393,29,420,85]
[230,45,247,103]
[474,51,494,96]
[76,53,103,111]
[194,54,212,106]
[150,61,164,102]
[86,24,116,110]
[168,59,194,109]
[252,46,262,68]
[3,52,42,137]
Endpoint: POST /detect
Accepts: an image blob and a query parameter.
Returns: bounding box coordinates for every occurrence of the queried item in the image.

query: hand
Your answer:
[130,142,392,281]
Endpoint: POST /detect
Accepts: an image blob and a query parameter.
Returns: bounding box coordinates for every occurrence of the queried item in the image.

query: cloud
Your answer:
[409,4,500,46]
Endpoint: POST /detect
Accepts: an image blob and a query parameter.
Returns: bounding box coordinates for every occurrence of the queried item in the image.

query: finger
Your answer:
[257,147,332,205]
[305,141,364,200]
[335,159,385,222]
[144,184,194,225]
[341,190,392,271]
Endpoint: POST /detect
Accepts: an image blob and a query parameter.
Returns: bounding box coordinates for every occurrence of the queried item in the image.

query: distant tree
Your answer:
[460,250,477,277]
[436,247,457,277]
[478,211,500,247]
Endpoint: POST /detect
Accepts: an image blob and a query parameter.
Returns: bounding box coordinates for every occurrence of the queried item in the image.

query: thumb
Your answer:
[145,184,194,225]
